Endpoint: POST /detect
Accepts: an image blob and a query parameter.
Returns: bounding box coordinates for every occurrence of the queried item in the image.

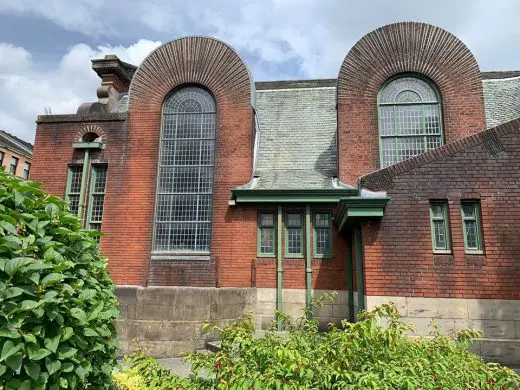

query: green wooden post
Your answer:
[77,149,90,225]
[346,232,355,322]
[305,204,312,317]
[276,205,283,330]
[355,224,365,318]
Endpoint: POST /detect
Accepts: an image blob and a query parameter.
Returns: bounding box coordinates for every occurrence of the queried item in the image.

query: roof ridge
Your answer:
[360,117,520,190]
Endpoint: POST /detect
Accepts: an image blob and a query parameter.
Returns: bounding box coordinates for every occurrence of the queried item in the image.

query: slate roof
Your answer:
[0,130,33,158]
[482,76,520,128]
[253,83,339,190]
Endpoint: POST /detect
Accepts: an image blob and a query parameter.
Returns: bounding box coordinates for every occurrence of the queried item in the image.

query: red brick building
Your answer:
[31,23,520,362]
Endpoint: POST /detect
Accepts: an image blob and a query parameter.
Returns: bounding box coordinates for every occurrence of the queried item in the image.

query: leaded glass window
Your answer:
[285,213,303,257]
[87,166,107,231]
[313,212,332,258]
[258,212,276,257]
[379,76,443,168]
[66,166,83,216]
[429,201,451,253]
[154,86,216,253]
[461,201,483,252]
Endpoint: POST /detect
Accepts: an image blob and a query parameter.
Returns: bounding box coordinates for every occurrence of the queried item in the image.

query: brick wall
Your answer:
[337,22,487,185]
[360,119,520,299]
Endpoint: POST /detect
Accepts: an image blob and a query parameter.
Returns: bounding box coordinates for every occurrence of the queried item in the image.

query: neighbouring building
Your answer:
[31,22,520,362]
[0,130,33,179]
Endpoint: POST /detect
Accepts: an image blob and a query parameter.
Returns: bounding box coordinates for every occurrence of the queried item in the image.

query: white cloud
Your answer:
[0,39,161,142]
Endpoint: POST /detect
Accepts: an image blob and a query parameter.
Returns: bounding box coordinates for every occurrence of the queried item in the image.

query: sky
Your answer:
[0,0,519,142]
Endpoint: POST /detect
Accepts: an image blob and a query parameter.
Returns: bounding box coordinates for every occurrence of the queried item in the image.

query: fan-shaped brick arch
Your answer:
[104,36,256,287]
[128,36,253,111]
[337,22,486,185]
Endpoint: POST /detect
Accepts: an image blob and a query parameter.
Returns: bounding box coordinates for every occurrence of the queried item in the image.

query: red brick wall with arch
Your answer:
[104,36,257,287]
[337,22,487,185]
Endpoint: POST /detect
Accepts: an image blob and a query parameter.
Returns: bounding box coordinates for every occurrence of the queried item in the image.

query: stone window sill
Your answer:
[151,251,210,261]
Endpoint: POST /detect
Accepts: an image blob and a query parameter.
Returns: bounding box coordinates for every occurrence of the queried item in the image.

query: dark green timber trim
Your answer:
[77,150,90,224]
[336,197,390,232]
[354,224,365,319]
[72,141,105,150]
[346,232,355,322]
[232,188,357,204]
[305,204,312,317]
[276,205,283,330]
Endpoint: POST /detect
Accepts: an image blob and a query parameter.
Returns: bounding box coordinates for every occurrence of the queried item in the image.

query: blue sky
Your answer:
[0,0,519,142]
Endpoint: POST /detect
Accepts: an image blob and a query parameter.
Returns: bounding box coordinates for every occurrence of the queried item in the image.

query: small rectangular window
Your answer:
[429,201,451,253]
[257,212,275,257]
[461,201,483,253]
[313,212,332,258]
[22,162,31,180]
[65,166,83,216]
[9,157,18,175]
[285,212,303,258]
[0,151,4,167]
[87,166,107,232]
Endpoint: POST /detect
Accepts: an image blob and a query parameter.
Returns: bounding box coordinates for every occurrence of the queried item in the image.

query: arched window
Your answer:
[153,86,216,253]
[378,76,443,168]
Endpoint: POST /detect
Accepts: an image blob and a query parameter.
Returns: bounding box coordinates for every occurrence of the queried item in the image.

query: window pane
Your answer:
[465,220,477,249]
[69,167,83,193]
[287,227,301,254]
[462,203,475,218]
[379,106,393,136]
[68,195,80,216]
[90,195,104,222]
[431,204,444,218]
[434,220,446,249]
[287,213,301,227]
[93,167,107,192]
[315,228,330,255]
[154,87,216,253]
[260,227,275,254]
[261,213,274,226]
[315,213,330,228]
[395,105,422,135]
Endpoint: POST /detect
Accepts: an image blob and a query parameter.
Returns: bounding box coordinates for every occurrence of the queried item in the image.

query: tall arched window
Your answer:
[153,86,216,253]
[378,76,443,168]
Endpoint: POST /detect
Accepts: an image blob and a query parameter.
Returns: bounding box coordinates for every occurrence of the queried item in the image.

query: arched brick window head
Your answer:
[153,86,216,253]
[378,76,443,167]
[82,132,102,142]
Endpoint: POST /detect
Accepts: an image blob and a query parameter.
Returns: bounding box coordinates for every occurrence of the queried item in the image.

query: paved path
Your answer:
[157,358,192,377]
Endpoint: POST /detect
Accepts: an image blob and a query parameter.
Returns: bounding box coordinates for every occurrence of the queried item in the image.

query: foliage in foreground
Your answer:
[0,171,119,389]
[115,298,520,389]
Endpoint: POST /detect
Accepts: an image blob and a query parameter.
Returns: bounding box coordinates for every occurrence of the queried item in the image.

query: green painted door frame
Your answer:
[276,205,283,330]
[346,232,355,322]
[305,204,312,317]
[77,149,90,223]
[354,224,365,319]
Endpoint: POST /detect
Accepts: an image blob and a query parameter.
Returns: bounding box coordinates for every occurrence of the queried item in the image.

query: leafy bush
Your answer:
[0,171,119,389]
[117,297,520,389]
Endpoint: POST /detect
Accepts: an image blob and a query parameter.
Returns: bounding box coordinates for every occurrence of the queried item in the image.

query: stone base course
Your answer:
[366,296,520,364]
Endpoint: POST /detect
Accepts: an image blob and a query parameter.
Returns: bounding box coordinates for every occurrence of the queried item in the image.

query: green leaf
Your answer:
[23,333,37,344]
[28,348,52,361]
[4,257,34,276]
[0,340,22,362]
[70,308,87,324]
[78,289,96,301]
[45,204,59,216]
[0,363,6,376]
[83,328,99,337]
[61,362,74,372]
[28,272,40,285]
[60,327,73,342]
[6,352,23,373]
[75,365,87,382]
[13,190,24,207]
[0,221,17,235]
[45,357,61,375]
[3,287,24,299]
[44,335,61,353]
[20,300,40,311]
[24,361,40,381]
[57,346,77,359]
[41,273,65,286]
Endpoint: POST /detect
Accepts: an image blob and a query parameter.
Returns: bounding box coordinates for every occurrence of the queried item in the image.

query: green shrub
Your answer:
[0,171,119,389]
[119,297,520,389]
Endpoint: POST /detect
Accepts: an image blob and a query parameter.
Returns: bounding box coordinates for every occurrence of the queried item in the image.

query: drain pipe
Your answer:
[354,223,365,318]
[346,232,355,322]
[305,204,312,317]
[276,205,283,330]
[77,149,90,224]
